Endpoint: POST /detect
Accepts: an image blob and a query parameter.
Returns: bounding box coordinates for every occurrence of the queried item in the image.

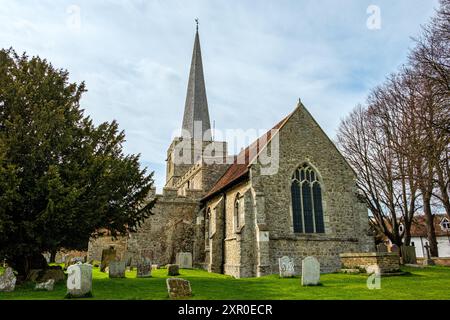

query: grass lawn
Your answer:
[1,265,450,300]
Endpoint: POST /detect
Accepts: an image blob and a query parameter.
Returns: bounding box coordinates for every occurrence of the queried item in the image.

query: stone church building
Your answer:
[88,28,374,278]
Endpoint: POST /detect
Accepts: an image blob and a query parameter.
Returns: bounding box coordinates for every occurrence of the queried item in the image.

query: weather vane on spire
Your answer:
[195,18,199,31]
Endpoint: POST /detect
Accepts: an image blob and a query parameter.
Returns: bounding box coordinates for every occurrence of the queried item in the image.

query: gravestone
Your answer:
[136,258,152,278]
[176,252,193,269]
[0,267,16,292]
[278,256,295,278]
[35,279,55,291]
[121,252,133,267]
[109,261,126,278]
[151,264,160,270]
[100,247,116,272]
[66,262,92,297]
[301,256,320,286]
[376,243,388,253]
[401,245,417,264]
[167,264,180,276]
[166,278,192,299]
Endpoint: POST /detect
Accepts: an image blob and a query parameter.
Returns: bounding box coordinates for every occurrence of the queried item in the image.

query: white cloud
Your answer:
[0,0,440,190]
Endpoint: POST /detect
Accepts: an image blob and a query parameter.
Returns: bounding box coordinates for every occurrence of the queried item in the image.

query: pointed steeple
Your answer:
[181,22,212,141]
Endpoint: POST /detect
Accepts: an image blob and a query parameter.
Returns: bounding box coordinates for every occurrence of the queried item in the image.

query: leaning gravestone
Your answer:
[100,247,116,272]
[136,258,152,278]
[278,256,295,278]
[166,278,192,299]
[301,256,320,286]
[0,267,16,292]
[35,279,55,291]
[66,262,92,298]
[176,252,193,269]
[109,261,126,278]
[167,264,180,276]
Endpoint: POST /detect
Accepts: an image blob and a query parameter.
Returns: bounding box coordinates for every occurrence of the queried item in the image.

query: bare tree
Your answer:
[336,94,418,248]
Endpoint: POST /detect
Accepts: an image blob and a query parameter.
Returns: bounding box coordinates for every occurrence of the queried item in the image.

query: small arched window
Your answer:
[291,164,325,234]
[234,194,241,233]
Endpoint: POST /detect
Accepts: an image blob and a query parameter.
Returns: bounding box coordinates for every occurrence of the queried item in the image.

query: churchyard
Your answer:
[1,265,450,300]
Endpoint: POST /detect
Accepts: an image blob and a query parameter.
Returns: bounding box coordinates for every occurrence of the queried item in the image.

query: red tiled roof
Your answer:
[202,110,294,200]
[410,214,450,237]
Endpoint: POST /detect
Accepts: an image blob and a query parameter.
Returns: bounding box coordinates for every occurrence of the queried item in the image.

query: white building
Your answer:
[409,214,450,258]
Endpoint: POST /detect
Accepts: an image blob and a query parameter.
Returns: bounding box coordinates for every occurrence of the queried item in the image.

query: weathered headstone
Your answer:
[66,262,92,298]
[0,267,16,292]
[176,252,193,269]
[121,252,133,267]
[166,278,192,299]
[301,256,320,286]
[43,252,51,264]
[167,264,180,276]
[35,279,55,291]
[100,247,116,272]
[278,256,295,278]
[401,245,417,264]
[109,261,126,278]
[136,258,152,278]
[151,264,160,270]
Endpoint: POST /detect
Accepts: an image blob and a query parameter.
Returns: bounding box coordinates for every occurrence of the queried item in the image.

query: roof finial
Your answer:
[195,18,199,32]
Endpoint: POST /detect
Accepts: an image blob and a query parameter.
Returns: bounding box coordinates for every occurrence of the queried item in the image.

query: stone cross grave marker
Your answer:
[176,252,193,269]
[109,261,126,278]
[423,244,435,266]
[0,267,16,292]
[67,262,92,297]
[166,278,192,299]
[278,256,295,278]
[301,256,320,286]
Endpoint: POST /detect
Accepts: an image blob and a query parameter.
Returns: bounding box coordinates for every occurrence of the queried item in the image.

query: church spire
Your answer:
[181,21,212,141]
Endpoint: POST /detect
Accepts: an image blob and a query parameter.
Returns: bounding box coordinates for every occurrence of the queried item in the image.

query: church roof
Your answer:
[202,108,296,201]
[181,29,212,141]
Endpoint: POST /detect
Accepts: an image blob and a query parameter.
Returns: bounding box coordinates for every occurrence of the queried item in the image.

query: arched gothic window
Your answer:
[291,164,325,234]
[234,194,242,233]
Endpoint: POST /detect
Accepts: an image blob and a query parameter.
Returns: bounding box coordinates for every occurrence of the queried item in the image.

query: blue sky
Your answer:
[0,0,439,190]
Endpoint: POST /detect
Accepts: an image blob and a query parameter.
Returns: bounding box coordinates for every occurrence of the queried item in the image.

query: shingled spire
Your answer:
[181,22,212,141]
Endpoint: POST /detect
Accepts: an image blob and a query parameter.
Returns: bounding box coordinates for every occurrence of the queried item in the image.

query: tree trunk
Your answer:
[50,250,57,263]
[423,196,439,257]
[404,228,411,246]
[8,253,48,277]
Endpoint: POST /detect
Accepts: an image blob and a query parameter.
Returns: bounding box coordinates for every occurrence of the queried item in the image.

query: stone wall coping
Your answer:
[339,252,399,258]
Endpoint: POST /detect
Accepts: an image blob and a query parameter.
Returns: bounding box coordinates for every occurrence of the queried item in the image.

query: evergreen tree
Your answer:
[0,48,155,275]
